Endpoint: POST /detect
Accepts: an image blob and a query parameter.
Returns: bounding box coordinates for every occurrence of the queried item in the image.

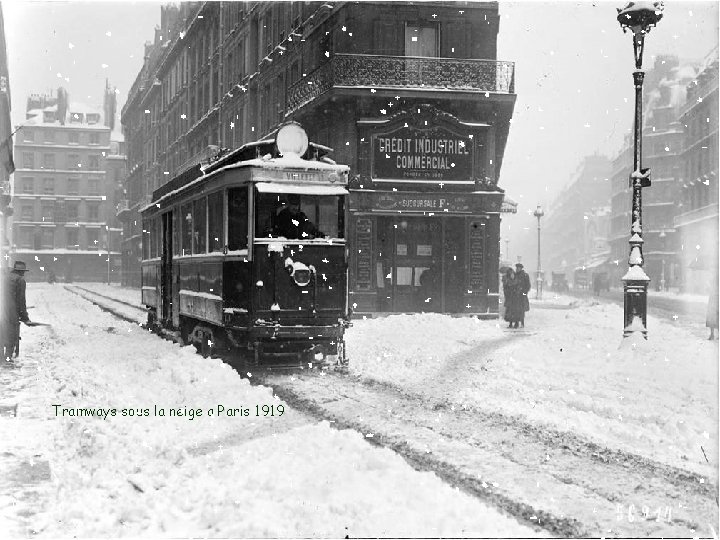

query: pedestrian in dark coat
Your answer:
[502,268,523,328]
[707,268,719,340]
[2,261,31,360]
[515,263,531,328]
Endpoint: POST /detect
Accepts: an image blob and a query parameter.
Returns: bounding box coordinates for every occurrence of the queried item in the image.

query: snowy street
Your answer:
[1,283,717,537]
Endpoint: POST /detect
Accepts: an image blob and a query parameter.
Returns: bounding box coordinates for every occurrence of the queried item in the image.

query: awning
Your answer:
[255,182,348,195]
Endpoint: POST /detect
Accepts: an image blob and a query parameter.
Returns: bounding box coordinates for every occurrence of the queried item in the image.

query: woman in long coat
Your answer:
[502,268,522,328]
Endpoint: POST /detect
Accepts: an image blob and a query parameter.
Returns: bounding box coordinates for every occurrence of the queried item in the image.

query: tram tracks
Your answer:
[68,285,719,538]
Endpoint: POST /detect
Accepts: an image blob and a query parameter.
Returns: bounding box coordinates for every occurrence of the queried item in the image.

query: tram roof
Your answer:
[143,143,349,214]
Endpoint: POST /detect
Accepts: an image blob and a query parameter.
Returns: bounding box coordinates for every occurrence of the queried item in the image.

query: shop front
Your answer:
[349,191,502,317]
[347,105,505,317]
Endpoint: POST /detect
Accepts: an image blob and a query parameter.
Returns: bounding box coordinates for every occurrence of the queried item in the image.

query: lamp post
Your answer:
[106,225,111,285]
[616,1,663,338]
[533,204,544,300]
[659,229,666,291]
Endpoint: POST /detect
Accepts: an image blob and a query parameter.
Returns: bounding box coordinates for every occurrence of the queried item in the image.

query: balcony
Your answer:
[116,199,132,221]
[287,54,516,115]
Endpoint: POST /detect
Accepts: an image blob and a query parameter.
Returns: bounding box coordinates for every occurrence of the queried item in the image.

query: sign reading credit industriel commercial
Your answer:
[372,126,473,182]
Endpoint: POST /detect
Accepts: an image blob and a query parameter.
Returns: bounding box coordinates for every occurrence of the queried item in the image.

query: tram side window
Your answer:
[227,187,248,251]
[193,197,207,254]
[150,218,160,258]
[172,210,179,256]
[181,203,192,256]
[208,191,224,252]
[142,220,150,260]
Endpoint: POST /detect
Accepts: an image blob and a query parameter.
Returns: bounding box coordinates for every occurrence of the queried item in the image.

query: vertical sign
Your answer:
[355,218,373,289]
[468,220,485,291]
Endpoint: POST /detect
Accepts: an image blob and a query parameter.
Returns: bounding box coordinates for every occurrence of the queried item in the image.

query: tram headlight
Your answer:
[285,257,315,287]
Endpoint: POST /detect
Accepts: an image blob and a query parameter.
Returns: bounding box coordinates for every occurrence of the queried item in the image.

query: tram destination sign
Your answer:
[371,126,473,182]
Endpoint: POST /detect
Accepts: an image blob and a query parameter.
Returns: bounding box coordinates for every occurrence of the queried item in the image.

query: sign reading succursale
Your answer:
[372,126,474,182]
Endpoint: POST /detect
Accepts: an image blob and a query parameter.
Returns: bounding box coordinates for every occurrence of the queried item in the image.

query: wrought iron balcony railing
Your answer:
[287,54,515,114]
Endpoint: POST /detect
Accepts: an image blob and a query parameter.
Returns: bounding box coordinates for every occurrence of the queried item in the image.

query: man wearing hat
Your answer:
[515,263,531,327]
[273,195,323,239]
[2,261,31,360]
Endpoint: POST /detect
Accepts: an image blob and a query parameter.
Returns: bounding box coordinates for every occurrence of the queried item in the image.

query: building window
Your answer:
[227,187,248,250]
[23,152,34,169]
[67,154,80,169]
[41,228,54,249]
[88,179,100,196]
[43,178,55,195]
[89,132,100,145]
[41,204,54,222]
[86,228,99,249]
[88,155,100,171]
[404,24,439,57]
[44,130,55,143]
[68,131,79,144]
[19,227,34,249]
[87,114,100,125]
[21,177,34,194]
[66,228,79,248]
[20,205,33,221]
[43,111,55,123]
[88,203,100,222]
[66,201,79,221]
[67,178,79,195]
[69,112,84,124]
[43,153,55,169]
[22,130,34,142]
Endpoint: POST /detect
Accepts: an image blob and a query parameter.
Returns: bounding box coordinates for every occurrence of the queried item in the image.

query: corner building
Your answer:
[121,1,516,315]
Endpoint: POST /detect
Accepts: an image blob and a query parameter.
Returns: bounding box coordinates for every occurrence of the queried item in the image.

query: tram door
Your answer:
[161,211,173,324]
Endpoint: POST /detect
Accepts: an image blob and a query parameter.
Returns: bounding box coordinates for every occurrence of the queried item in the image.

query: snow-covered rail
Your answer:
[260,370,718,538]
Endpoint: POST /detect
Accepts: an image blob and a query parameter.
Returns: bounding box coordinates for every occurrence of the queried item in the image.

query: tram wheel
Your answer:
[190,325,215,358]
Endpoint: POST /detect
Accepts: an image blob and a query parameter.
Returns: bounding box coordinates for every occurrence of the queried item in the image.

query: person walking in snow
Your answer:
[2,261,31,360]
[502,268,522,328]
[514,263,531,328]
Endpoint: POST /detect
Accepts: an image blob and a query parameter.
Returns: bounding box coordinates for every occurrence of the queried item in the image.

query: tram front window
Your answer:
[256,193,344,240]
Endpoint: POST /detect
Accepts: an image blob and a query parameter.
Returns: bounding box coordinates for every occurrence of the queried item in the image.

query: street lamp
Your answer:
[533,204,544,300]
[659,229,666,291]
[616,1,663,338]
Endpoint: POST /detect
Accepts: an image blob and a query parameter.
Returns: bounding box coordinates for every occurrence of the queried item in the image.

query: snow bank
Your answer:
[348,301,718,481]
[4,284,539,538]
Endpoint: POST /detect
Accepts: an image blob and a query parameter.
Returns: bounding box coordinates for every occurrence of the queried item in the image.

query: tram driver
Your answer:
[273,195,324,239]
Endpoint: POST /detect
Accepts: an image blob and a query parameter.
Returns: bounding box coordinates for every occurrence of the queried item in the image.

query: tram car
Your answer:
[140,123,350,368]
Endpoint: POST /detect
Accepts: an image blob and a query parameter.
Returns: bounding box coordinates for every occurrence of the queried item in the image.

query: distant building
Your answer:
[120,2,517,316]
[11,88,125,282]
[543,154,611,287]
[675,49,719,294]
[608,56,696,290]
[0,3,14,268]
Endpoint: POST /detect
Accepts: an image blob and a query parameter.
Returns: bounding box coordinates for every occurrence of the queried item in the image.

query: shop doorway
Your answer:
[376,217,465,313]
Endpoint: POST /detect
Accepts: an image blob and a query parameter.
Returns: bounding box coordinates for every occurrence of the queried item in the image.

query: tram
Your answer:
[140,123,350,368]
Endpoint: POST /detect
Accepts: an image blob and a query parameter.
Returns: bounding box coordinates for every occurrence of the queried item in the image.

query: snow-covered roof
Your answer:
[223,153,350,174]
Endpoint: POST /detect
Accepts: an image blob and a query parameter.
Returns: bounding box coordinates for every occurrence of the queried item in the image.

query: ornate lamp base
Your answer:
[622,279,650,338]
